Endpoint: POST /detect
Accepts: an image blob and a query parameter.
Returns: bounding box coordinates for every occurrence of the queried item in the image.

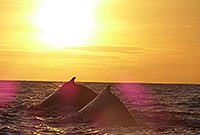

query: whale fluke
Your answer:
[38,77,97,113]
[78,85,137,127]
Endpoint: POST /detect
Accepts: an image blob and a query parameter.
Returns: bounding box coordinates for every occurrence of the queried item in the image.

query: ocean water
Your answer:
[0,81,200,135]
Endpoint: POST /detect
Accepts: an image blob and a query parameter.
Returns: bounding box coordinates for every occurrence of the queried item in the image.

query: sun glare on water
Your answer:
[34,0,95,49]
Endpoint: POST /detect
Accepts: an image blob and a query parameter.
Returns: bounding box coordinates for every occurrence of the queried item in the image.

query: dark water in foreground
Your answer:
[0,81,200,135]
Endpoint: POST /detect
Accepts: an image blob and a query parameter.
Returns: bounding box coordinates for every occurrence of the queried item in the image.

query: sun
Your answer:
[34,0,95,49]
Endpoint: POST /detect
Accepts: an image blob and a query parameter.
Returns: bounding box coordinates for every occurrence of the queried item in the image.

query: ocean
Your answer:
[0,81,200,135]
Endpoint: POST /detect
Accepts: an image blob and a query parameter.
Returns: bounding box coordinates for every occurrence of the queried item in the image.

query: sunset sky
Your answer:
[0,0,199,83]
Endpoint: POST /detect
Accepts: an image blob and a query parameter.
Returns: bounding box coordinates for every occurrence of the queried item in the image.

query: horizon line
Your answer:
[0,79,199,85]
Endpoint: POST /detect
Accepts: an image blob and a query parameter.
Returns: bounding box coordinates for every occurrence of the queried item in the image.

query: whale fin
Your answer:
[78,84,137,126]
[106,85,110,90]
[38,77,97,113]
[104,85,112,94]
[69,77,76,83]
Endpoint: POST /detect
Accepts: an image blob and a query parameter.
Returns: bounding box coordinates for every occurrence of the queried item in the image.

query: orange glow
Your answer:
[0,0,200,83]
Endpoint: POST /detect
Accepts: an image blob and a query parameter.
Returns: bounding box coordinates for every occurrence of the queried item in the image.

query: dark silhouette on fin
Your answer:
[69,77,76,83]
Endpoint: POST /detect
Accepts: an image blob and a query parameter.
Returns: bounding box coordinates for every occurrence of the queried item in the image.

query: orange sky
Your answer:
[0,0,200,83]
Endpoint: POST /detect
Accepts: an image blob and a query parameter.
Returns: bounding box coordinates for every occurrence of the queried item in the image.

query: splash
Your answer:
[0,81,18,107]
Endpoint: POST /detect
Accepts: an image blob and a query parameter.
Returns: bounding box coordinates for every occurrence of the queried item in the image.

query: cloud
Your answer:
[64,46,146,54]
[0,49,119,60]
[0,43,8,47]
[0,46,148,75]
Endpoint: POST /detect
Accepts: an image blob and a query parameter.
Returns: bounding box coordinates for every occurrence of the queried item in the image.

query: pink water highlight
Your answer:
[116,83,159,125]
[116,83,171,127]
[0,81,18,107]
[116,83,155,107]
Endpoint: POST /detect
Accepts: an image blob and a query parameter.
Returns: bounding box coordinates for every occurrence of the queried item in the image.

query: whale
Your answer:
[37,77,97,112]
[78,85,137,127]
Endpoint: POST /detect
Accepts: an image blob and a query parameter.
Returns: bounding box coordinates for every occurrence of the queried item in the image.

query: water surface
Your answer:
[0,81,200,134]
